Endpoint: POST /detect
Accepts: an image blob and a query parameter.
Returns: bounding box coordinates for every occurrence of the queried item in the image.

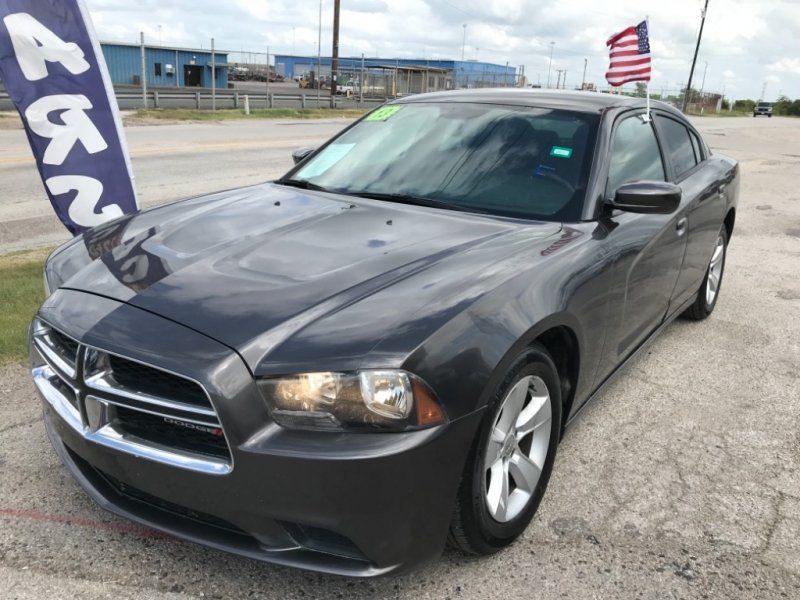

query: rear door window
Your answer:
[656,116,698,179]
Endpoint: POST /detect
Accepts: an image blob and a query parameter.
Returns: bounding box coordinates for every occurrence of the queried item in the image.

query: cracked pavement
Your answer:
[1,116,799,599]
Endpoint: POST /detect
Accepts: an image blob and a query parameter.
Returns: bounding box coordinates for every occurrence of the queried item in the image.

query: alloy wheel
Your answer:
[483,375,552,523]
[706,234,725,307]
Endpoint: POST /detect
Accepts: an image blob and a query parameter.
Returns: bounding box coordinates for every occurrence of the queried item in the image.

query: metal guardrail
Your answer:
[0,90,385,110]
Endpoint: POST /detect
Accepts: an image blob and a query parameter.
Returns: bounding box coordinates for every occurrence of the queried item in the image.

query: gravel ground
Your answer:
[1,116,799,599]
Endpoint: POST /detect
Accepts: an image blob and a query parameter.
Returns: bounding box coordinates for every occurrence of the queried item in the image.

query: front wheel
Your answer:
[682,227,728,320]
[448,345,562,555]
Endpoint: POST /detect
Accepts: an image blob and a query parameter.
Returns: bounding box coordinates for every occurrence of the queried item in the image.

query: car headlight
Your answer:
[258,370,447,432]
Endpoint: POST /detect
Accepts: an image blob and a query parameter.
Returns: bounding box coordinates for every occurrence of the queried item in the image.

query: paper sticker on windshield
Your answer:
[296,143,355,179]
[365,105,402,121]
[535,164,556,177]
[550,146,573,159]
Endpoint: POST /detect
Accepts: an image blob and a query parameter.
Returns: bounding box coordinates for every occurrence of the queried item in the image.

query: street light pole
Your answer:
[461,24,467,61]
[699,60,708,97]
[581,58,587,90]
[683,0,710,112]
[546,41,555,88]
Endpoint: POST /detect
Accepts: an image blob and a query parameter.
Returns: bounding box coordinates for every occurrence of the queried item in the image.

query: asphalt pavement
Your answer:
[0,115,352,253]
[1,115,799,599]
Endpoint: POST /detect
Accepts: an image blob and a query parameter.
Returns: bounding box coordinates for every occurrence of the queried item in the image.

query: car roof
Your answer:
[394,88,684,118]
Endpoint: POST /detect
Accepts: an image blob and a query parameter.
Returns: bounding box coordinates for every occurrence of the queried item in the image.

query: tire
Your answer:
[448,345,562,555]
[682,226,728,320]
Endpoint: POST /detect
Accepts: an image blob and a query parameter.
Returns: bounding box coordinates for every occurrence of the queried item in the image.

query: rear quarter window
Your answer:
[656,116,698,179]
[689,130,705,163]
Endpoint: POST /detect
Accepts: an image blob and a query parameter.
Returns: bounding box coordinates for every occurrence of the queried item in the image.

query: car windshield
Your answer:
[758,102,771,108]
[282,102,599,221]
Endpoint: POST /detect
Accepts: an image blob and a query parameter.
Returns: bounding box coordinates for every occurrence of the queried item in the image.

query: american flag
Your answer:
[605,20,651,86]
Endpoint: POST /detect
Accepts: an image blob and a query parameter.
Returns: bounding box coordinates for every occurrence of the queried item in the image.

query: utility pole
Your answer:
[461,24,467,61]
[331,0,340,100]
[359,53,365,106]
[555,69,563,89]
[581,58,587,90]
[760,81,767,101]
[211,37,216,110]
[139,32,147,109]
[683,0,710,112]
[316,0,322,108]
[562,70,567,89]
[265,45,270,103]
[546,41,555,88]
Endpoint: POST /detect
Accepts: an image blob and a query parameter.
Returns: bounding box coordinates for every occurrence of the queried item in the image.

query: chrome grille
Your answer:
[32,320,78,379]
[31,318,232,474]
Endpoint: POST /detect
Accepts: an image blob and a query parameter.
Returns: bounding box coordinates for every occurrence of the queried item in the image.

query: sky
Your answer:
[86,0,800,101]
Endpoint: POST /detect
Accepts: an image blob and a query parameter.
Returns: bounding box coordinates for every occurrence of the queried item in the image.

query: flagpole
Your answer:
[645,16,651,121]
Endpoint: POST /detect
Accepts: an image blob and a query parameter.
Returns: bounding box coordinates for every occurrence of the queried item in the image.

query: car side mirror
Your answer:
[292,146,315,165]
[611,181,681,214]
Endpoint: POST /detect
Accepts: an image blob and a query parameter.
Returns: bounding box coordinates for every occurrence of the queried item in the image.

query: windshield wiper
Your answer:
[274,178,332,192]
[343,191,490,214]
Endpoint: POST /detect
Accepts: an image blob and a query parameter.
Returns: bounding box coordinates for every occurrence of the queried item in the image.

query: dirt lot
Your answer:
[1,116,799,599]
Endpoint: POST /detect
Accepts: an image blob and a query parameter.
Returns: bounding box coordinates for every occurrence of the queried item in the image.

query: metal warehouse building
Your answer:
[100,42,228,88]
[275,55,516,92]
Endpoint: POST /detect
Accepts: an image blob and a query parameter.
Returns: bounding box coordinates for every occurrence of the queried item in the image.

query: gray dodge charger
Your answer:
[30,90,739,576]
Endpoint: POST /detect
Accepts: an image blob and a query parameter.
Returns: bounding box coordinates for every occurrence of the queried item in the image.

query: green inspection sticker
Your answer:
[365,105,402,121]
[550,146,573,159]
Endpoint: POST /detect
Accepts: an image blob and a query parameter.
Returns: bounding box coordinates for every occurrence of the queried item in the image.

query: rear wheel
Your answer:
[683,227,727,320]
[448,346,562,555]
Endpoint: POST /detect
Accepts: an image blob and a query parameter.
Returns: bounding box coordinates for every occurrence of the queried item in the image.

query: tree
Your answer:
[634,81,647,97]
[680,86,701,105]
[776,98,800,116]
[733,99,755,113]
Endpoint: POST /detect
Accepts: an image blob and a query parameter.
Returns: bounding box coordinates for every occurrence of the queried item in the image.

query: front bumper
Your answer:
[31,289,483,576]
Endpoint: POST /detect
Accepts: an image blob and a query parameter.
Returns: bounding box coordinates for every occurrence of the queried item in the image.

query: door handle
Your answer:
[676,217,688,237]
[718,184,727,196]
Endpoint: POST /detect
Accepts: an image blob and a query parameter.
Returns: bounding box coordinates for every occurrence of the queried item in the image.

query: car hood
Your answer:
[52,183,561,368]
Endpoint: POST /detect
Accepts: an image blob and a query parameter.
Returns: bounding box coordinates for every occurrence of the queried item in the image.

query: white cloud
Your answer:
[767,58,800,75]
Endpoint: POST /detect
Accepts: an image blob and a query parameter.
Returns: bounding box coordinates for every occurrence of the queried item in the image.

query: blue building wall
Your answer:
[274,55,516,87]
[101,43,228,88]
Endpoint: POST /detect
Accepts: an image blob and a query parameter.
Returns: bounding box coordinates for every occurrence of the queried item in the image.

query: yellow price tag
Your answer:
[365,105,402,121]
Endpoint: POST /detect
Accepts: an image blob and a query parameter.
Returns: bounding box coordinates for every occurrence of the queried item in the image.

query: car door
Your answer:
[653,114,726,308]
[593,112,688,381]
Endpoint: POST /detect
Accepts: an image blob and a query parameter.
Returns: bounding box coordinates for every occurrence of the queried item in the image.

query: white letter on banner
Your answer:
[3,12,90,81]
[25,94,108,165]
[45,175,123,227]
